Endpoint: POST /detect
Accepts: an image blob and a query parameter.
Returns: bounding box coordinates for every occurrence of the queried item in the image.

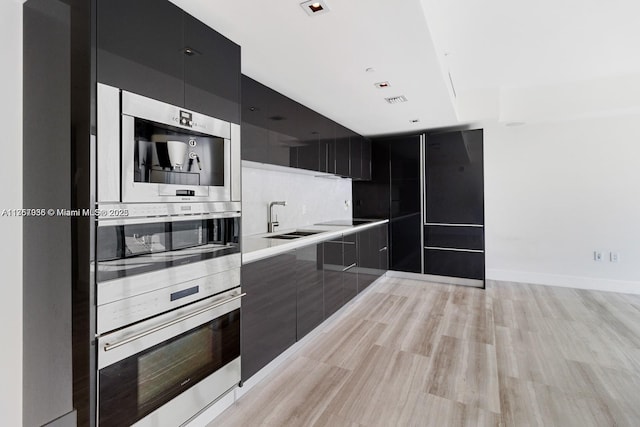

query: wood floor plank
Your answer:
[210,278,640,427]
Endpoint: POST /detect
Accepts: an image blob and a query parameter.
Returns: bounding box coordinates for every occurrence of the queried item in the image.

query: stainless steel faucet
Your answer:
[268,201,287,233]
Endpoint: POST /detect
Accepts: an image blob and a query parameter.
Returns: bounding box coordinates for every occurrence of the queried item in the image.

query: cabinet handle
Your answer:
[342,263,357,272]
[104,293,246,352]
[379,247,388,252]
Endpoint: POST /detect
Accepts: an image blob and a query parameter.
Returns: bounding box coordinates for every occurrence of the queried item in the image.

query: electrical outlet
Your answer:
[610,252,620,263]
[594,251,603,262]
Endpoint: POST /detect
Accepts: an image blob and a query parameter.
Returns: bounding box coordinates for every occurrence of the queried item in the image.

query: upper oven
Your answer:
[97,83,241,204]
[95,209,241,335]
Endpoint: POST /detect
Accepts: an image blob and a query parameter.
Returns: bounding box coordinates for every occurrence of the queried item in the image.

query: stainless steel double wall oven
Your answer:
[95,83,242,426]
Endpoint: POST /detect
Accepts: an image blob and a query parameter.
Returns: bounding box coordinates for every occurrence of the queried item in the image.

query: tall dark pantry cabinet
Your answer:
[353,129,485,286]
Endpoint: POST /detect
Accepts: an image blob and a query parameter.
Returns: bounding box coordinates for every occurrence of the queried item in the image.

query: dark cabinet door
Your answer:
[296,245,324,339]
[183,14,240,123]
[295,104,322,171]
[96,0,184,106]
[241,252,297,382]
[322,239,343,318]
[343,233,358,302]
[356,227,377,292]
[361,138,372,181]
[389,136,422,273]
[349,133,363,180]
[317,117,336,174]
[335,125,351,177]
[379,223,389,272]
[424,129,484,282]
[425,129,484,224]
[241,122,269,162]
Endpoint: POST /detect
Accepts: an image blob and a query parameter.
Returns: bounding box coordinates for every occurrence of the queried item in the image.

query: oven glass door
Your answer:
[96,216,240,282]
[98,304,240,426]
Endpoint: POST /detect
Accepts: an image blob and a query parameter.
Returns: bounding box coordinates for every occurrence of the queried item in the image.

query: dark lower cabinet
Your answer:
[343,233,358,302]
[296,245,324,340]
[242,226,387,382]
[322,239,344,318]
[357,224,388,291]
[379,224,389,272]
[424,249,484,280]
[241,252,297,382]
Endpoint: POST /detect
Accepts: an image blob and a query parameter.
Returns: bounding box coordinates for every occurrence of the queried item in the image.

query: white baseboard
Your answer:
[486,268,640,295]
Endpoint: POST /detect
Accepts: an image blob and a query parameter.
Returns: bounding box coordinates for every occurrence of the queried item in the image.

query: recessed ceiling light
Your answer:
[365,67,375,73]
[374,81,390,89]
[385,95,408,104]
[410,119,420,123]
[300,0,329,16]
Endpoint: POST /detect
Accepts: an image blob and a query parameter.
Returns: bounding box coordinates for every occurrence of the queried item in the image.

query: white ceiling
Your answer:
[170,0,640,135]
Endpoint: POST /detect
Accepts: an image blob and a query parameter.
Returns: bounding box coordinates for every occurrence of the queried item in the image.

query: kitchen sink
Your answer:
[265,230,323,240]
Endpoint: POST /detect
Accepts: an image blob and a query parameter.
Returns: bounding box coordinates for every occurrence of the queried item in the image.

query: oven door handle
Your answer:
[104,292,246,352]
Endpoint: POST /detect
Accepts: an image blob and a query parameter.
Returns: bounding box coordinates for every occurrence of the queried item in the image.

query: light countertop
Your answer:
[242,219,389,264]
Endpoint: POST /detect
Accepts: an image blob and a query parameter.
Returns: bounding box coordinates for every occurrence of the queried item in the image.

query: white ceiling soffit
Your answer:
[170,0,458,136]
[420,0,640,123]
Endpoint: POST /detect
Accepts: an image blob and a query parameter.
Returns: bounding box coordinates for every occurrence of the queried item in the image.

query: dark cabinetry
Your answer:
[97,0,240,123]
[241,75,370,179]
[241,252,297,382]
[353,129,485,283]
[242,226,388,382]
[424,129,485,280]
[357,224,388,291]
[388,136,422,273]
[322,238,344,318]
[343,233,359,302]
[295,244,324,339]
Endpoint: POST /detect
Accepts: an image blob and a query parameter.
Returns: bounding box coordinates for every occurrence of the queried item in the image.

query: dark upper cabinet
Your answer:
[97,0,240,123]
[240,75,369,177]
[295,245,324,339]
[318,118,336,174]
[97,0,184,106]
[335,125,351,177]
[241,252,297,382]
[294,104,321,171]
[241,75,299,167]
[241,122,269,163]
[425,129,484,224]
[349,132,362,180]
[361,138,372,181]
[183,14,240,124]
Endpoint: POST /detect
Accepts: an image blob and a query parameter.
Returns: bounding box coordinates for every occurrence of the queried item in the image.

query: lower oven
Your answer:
[97,287,243,427]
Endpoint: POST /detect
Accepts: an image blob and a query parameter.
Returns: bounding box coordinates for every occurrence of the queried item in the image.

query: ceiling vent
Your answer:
[385,95,408,104]
[300,0,330,16]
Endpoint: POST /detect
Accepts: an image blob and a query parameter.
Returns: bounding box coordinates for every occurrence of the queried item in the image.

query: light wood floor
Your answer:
[210,277,640,426]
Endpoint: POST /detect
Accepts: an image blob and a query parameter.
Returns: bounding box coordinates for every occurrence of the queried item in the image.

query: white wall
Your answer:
[0,0,23,425]
[242,163,352,236]
[484,116,640,294]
